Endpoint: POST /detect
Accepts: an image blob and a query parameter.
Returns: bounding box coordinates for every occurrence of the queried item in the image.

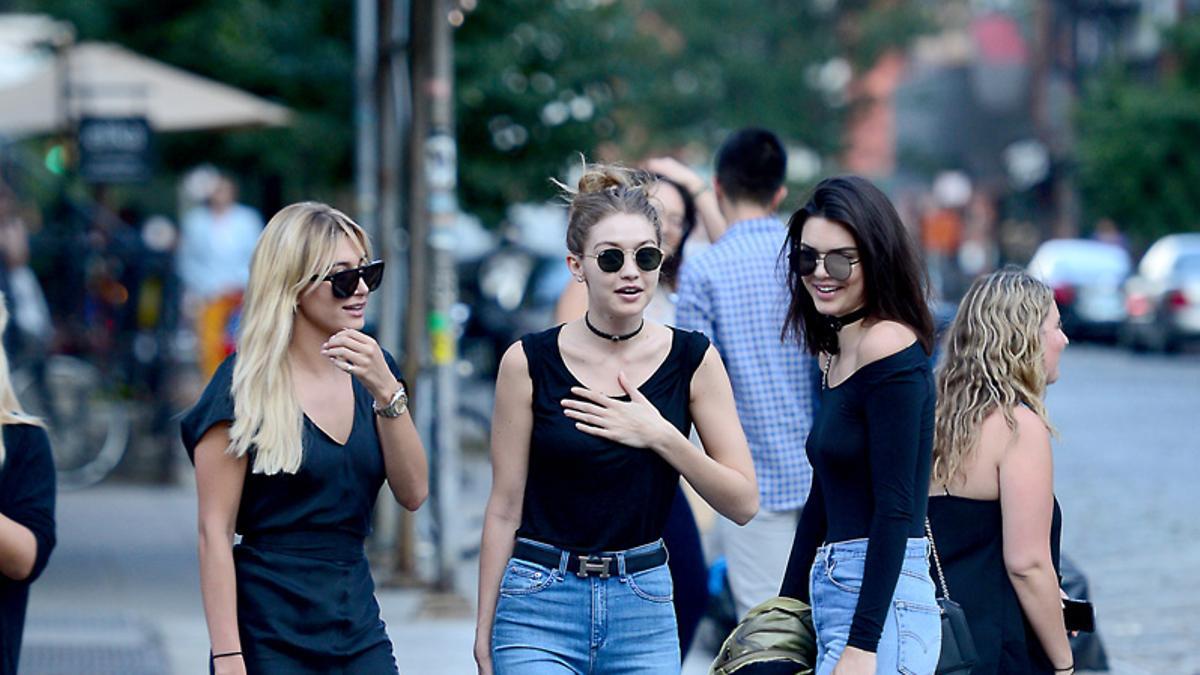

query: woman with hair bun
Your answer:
[927,268,1074,674]
[474,163,758,674]
[182,202,428,674]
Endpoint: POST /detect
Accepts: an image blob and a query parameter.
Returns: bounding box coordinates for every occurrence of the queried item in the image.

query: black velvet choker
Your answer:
[827,305,869,332]
[585,312,644,342]
[817,305,869,354]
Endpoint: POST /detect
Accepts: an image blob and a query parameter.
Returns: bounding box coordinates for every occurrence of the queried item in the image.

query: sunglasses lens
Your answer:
[361,261,385,291]
[329,269,358,298]
[635,247,664,271]
[825,253,852,281]
[595,249,624,273]
[796,248,818,276]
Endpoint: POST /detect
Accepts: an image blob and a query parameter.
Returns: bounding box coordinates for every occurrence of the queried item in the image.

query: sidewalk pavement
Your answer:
[22,485,712,674]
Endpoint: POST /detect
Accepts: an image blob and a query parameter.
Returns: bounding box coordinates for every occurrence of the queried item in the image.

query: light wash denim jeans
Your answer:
[809,537,941,675]
[492,538,680,674]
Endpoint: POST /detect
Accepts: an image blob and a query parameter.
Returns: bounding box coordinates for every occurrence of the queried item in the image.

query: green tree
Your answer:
[1077,17,1200,244]
[13,0,353,209]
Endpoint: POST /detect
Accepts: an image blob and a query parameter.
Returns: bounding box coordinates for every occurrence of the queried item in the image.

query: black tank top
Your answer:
[516,324,710,552]
[927,495,1064,674]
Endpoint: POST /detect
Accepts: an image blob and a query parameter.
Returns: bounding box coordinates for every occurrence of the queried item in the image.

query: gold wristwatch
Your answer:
[373,383,409,418]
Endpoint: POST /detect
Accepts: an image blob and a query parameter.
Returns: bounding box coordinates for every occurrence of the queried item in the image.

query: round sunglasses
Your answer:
[794,246,859,281]
[583,246,664,273]
[319,260,385,298]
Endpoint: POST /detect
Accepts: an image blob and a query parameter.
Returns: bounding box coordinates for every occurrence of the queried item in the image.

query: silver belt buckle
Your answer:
[576,555,612,578]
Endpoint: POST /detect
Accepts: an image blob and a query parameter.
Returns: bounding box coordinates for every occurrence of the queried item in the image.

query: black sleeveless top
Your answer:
[516,324,710,552]
[927,495,1064,675]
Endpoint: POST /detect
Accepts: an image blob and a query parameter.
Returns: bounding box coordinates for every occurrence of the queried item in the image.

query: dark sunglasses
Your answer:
[319,260,385,298]
[584,246,664,273]
[794,246,859,281]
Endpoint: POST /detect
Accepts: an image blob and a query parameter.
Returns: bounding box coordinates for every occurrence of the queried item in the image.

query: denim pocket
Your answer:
[498,559,556,596]
[893,600,941,675]
[626,564,673,603]
[825,557,864,593]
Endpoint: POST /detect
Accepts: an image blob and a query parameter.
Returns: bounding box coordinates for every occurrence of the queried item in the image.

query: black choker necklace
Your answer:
[585,312,644,342]
[827,305,869,332]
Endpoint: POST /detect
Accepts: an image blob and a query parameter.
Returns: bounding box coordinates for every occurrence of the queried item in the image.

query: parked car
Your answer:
[1027,239,1131,340]
[1121,233,1200,352]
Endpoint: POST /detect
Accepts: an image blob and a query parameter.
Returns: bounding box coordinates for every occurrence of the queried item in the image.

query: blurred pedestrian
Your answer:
[675,128,815,621]
[181,202,427,675]
[552,162,725,659]
[0,293,56,675]
[778,176,939,675]
[926,268,1075,674]
[474,163,758,674]
[177,173,264,377]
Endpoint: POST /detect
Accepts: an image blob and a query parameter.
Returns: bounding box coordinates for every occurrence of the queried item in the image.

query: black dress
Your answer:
[181,354,404,674]
[926,495,1063,675]
[0,424,56,675]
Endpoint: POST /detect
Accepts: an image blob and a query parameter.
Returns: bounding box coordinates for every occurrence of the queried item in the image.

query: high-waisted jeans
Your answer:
[491,538,679,674]
[809,537,941,675]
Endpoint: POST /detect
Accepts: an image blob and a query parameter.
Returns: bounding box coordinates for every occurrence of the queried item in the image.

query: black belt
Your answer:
[512,540,667,579]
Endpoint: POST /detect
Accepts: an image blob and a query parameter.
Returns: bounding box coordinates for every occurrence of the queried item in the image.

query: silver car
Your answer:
[1028,239,1131,340]
[1122,233,1200,352]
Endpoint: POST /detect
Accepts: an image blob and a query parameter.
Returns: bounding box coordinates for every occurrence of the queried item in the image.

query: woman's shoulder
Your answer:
[2,420,51,447]
[981,404,1050,452]
[853,320,922,374]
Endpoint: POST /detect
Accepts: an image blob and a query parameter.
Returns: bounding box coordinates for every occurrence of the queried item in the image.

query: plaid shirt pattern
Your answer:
[675,217,814,511]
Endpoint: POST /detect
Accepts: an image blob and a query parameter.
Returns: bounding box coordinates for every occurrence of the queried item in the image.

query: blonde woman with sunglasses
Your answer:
[474,164,758,674]
[0,293,55,675]
[181,202,427,675]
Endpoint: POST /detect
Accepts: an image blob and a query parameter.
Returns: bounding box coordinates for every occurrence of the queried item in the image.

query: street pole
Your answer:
[423,0,464,597]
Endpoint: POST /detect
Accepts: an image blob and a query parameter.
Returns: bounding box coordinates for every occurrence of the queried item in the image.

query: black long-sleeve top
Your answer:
[0,423,57,675]
[780,343,934,652]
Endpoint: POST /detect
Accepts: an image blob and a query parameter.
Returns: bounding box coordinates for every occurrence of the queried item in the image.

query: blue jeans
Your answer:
[809,537,941,675]
[492,538,680,674]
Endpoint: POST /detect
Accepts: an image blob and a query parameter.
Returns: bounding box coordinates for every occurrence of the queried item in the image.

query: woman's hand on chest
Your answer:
[561,372,674,451]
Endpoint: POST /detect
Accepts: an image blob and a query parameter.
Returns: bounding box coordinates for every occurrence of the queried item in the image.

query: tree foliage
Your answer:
[1077,16,1200,244]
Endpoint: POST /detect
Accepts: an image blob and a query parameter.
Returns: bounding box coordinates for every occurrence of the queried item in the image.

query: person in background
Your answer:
[177,174,264,377]
[0,293,56,675]
[927,268,1075,674]
[778,176,940,675]
[552,161,726,659]
[675,128,815,621]
[182,202,427,674]
[475,163,757,674]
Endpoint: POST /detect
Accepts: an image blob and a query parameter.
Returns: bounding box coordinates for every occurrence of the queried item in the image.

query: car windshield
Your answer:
[1173,253,1200,278]
[1046,248,1129,281]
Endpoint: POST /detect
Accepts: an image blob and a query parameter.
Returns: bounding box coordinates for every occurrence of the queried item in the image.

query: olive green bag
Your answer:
[709,596,817,675]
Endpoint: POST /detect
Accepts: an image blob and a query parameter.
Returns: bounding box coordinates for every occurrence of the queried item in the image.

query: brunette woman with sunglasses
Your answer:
[181,202,427,674]
[778,176,940,675]
[475,164,758,674]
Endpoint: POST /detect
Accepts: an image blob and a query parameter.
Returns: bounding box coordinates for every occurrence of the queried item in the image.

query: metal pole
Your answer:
[355,0,380,246]
[425,0,462,595]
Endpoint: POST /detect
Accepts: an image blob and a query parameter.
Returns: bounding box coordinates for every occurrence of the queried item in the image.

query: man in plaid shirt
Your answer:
[676,128,815,620]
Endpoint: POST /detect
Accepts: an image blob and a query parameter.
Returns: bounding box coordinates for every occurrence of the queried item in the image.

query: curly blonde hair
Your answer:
[932,268,1057,487]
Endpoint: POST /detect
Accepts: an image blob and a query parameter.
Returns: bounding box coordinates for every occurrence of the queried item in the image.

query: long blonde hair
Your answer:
[230,202,370,474]
[932,268,1056,487]
[0,292,46,467]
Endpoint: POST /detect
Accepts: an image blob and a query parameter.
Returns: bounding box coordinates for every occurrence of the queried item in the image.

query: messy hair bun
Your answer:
[558,160,661,254]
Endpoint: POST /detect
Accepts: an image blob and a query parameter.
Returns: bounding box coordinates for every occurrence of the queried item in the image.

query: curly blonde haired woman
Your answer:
[926,267,1074,675]
[0,292,56,675]
[181,202,427,674]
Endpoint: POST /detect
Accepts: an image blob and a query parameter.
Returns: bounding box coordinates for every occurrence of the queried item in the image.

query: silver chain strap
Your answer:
[925,517,950,601]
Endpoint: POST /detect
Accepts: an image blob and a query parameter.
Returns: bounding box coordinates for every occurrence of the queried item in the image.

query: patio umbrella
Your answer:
[0,41,291,136]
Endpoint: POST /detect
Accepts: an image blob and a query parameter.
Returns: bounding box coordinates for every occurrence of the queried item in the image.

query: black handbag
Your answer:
[926,518,978,675]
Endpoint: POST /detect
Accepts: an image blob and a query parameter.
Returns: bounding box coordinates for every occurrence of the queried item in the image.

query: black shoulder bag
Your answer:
[926,518,978,675]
